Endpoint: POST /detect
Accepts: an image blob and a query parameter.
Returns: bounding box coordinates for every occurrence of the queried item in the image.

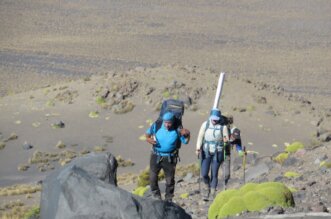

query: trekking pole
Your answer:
[198,152,201,194]
[223,147,227,191]
[242,146,246,184]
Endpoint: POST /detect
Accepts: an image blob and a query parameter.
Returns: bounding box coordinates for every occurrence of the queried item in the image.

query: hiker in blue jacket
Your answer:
[145,112,190,202]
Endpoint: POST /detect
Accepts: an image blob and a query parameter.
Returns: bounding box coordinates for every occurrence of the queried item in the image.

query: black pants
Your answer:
[149,153,177,200]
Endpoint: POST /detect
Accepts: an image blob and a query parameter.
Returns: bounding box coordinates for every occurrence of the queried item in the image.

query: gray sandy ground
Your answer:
[1,0,331,109]
[0,67,323,186]
[1,0,331,217]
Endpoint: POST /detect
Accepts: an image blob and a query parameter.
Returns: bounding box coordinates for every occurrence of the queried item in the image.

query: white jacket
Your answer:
[196,119,229,153]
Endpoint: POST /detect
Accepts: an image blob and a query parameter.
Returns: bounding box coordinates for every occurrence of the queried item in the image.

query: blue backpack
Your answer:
[153,99,184,149]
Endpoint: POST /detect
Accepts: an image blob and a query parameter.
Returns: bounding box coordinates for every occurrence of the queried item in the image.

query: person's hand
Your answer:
[238,150,244,157]
[180,128,190,137]
[195,148,201,156]
[146,136,156,145]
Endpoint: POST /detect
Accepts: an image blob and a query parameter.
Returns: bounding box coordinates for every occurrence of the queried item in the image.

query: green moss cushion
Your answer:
[208,189,240,219]
[243,191,272,211]
[208,182,294,219]
[285,141,304,153]
[218,197,247,219]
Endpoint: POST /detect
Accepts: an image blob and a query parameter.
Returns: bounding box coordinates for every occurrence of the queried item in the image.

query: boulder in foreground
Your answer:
[40,153,191,219]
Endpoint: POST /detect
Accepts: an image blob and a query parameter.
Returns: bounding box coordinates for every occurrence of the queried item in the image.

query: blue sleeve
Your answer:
[146,123,156,135]
[180,136,188,144]
[235,139,243,151]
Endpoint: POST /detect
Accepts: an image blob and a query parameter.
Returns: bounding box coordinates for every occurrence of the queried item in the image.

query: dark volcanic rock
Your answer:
[40,153,190,219]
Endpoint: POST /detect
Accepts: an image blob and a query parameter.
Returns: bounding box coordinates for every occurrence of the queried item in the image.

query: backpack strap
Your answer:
[154,119,162,133]
[202,120,224,154]
[152,120,181,160]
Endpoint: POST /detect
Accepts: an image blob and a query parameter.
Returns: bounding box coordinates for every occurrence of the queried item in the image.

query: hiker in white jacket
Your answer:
[196,108,229,200]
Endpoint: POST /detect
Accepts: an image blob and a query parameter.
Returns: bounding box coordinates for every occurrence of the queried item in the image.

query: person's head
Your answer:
[209,108,221,125]
[231,128,241,140]
[162,112,175,130]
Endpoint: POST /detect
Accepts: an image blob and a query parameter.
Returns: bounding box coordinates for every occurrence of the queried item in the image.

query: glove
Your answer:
[146,136,156,145]
[238,150,244,157]
[195,148,201,156]
[180,128,190,137]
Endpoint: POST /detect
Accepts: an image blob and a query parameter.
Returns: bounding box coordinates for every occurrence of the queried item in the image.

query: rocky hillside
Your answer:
[1,65,331,218]
[169,141,331,218]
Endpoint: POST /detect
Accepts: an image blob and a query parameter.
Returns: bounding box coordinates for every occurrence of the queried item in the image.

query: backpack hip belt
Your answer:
[152,148,179,164]
[203,140,223,154]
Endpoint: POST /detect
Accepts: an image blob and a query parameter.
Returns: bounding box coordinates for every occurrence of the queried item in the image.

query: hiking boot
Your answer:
[151,192,162,200]
[202,183,210,201]
[210,188,217,199]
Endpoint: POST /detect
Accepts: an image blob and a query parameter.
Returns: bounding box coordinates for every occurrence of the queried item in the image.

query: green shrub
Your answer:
[45,100,55,107]
[162,91,170,98]
[180,193,189,199]
[24,206,40,219]
[320,161,331,168]
[285,141,304,153]
[137,167,165,187]
[89,111,99,118]
[132,186,149,197]
[0,142,5,150]
[96,96,106,105]
[208,182,294,219]
[137,168,150,187]
[284,171,301,178]
[274,152,289,164]
[246,105,256,112]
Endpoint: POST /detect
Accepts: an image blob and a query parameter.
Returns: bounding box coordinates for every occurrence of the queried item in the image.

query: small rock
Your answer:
[5,133,18,142]
[22,142,33,150]
[319,154,328,161]
[314,158,321,165]
[294,149,306,157]
[245,162,270,182]
[274,176,284,182]
[51,121,65,129]
[265,110,277,117]
[239,108,247,112]
[181,96,192,106]
[245,153,258,165]
[307,181,317,187]
[183,172,193,182]
[283,157,298,166]
[310,202,328,212]
[320,167,328,174]
[146,87,155,95]
[269,206,284,214]
[293,191,306,200]
[319,132,331,142]
[254,96,267,104]
[317,127,328,137]
[18,164,30,171]
[56,141,66,149]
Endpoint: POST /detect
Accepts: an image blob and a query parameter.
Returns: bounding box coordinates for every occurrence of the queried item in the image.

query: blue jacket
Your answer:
[146,122,188,156]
